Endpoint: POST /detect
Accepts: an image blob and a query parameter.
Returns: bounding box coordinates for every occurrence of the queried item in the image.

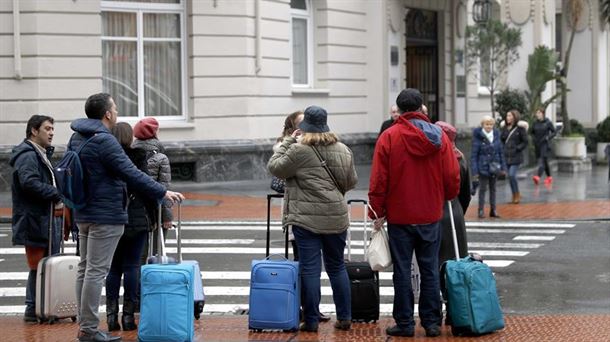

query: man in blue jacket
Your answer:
[10,115,62,322]
[71,93,184,342]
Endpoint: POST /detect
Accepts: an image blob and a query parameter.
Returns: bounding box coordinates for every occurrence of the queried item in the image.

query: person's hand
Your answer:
[163,221,173,229]
[164,190,184,204]
[373,217,386,231]
[291,129,302,139]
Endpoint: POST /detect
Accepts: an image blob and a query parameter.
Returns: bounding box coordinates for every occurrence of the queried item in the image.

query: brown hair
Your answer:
[111,122,134,149]
[277,111,304,142]
[299,132,339,146]
[507,109,521,125]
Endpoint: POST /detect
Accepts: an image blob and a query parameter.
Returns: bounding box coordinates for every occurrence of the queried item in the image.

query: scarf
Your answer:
[483,129,494,143]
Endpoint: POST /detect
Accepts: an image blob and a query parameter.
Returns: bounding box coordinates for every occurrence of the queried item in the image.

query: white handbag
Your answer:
[366,205,392,271]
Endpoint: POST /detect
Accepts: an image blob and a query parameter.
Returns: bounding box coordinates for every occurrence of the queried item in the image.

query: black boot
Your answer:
[106,299,120,331]
[121,300,137,331]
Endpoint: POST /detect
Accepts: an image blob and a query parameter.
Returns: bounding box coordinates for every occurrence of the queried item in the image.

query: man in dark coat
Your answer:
[378,104,401,136]
[71,93,184,342]
[10,114,62,322]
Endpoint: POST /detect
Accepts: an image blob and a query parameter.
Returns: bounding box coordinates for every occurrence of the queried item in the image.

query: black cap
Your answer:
[396,88,423,113]
[299,105,330,133]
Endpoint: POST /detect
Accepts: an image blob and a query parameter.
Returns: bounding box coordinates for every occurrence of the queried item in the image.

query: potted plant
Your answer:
[596,116,610,164]
[554,119,587,159]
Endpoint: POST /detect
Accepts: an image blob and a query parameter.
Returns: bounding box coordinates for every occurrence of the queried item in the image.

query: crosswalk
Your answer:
[0,220,575,316]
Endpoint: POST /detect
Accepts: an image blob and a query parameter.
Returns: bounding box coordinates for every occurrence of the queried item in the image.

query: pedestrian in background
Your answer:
[268,105,358,333]
[70,93,183,342]
[10,115,63,322]
[471,115,506,219]
[378,104,400,136]
[500,110,529,204]
[105,122,156,332]
[530,108,556,186]
[132,118,173,255]
[369,89,460,337]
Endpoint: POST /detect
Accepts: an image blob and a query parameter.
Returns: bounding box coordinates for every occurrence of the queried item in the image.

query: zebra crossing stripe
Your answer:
[468,242,543,249]
[513,236,556,241]
[466,222,575,228]
[467,228,565,234]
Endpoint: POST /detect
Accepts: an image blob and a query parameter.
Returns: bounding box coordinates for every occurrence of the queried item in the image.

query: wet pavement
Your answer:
[0,164,608,341]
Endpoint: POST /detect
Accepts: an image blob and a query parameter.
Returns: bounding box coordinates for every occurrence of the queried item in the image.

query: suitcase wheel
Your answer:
[47,317,57,325]
[71,316,77,322]
[248,326,262,332]
[195,313,200,320]
[283,328,298,333]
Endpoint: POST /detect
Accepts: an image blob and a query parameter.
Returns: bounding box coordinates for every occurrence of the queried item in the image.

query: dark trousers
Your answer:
[478,175,497,211]
[292,226,351,325]
[106,231,147,302]
[387,222,442,329]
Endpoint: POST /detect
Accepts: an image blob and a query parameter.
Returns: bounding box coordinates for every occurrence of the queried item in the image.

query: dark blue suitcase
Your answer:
[248,194,299,331]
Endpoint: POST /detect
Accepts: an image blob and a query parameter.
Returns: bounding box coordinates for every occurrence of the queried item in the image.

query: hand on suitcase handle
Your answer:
[165,190,185,204]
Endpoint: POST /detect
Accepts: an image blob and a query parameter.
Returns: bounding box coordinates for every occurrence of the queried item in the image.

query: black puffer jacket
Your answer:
[124,147,157,237]
[530,118,556,156]
[500,120,529,165]
[10,140,61,247]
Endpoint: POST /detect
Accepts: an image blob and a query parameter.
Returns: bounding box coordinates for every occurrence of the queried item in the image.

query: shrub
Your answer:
[596,116,610,142]
[494,88,529,122]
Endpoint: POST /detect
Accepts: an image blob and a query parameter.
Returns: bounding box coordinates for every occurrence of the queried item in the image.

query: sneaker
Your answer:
[334,320,351,331]
[386,325,414,337]
[478,208,485,219]
[425,324,441,337]
[544,176,553,185]
[77,330,122,342]
[532,175,540,185]
[299,322,318,332]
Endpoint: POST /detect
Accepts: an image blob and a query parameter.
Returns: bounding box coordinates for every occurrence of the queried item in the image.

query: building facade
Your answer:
[1,0,608,187]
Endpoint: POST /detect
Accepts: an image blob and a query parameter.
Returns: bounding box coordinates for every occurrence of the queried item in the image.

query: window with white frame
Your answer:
[290,0,312,87]
[101,0,185,119]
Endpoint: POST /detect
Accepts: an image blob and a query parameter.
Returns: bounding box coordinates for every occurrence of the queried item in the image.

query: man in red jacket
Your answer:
[369,88,460,337]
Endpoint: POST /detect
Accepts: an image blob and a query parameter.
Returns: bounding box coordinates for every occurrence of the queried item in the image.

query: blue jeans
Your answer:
[507,164,520,194]
[387,222,442,329]
[105,230,147,302]
[292,226,351,325]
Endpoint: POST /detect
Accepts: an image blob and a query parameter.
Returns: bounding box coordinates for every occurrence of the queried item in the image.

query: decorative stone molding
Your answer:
[565,0,592,32]
[386,0,404,33]
[506,0,534,26]
[455,0,467,38]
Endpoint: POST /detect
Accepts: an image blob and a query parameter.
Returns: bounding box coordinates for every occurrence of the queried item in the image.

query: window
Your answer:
[290,0,313,87]
[101,0,185,119]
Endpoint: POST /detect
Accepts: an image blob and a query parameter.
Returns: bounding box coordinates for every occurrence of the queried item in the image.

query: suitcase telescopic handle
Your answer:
[448,201,460,261]
[266,193,287,258]
[177,201,182,263]
[347,199,369,262]
[48,203,54,256]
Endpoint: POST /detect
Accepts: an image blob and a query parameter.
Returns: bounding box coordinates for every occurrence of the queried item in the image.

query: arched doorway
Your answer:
[405,8,439,122]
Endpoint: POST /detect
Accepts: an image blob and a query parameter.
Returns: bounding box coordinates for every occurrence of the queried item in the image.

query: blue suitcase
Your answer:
[138,204,196,342]
[248,194,299,331]
[443,201,504,336]
[139,264,195,342]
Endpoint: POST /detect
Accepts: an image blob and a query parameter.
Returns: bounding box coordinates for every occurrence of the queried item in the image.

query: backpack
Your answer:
[54,134,99,209]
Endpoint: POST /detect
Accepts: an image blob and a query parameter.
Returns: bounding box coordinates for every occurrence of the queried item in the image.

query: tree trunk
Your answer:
[560,0,581,136]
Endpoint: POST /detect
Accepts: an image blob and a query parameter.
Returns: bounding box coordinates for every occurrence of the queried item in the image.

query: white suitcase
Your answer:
[35,207,78,323]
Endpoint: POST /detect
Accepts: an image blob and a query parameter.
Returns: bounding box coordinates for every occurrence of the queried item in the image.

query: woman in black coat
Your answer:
[530,108,556,186]
[435,121,470,265]
[105,122,156,332]
[500,110,528,204]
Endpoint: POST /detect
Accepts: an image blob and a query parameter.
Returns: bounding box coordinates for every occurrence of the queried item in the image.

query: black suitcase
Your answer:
[346,199,380,323]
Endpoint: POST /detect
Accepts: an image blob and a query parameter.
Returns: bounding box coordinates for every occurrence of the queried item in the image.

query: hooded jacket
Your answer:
[268,137,358,234]
[368,112,460,224]
[68,118,166,225]
[10,140,61,247]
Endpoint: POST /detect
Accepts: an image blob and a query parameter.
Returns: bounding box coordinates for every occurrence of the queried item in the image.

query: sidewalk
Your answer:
[3,314,610,341]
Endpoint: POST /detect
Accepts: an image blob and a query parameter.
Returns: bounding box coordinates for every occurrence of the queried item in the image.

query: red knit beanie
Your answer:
[134,117,159,140]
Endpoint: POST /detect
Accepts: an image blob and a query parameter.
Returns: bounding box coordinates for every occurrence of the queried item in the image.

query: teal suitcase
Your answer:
[443,201,504,336]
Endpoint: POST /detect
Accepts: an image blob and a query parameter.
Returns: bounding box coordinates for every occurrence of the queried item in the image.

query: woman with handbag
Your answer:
[500,110,529,204]
[268,105,358,333]
[471,115,506,219]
